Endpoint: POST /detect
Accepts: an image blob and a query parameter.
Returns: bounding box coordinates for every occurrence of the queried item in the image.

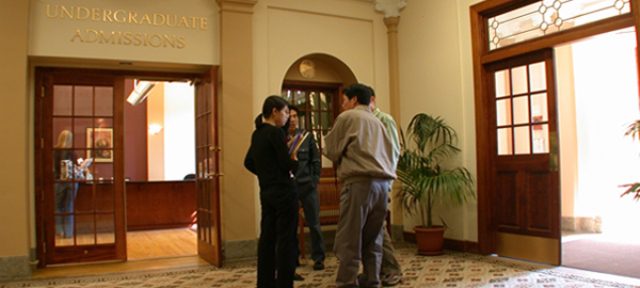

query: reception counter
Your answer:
[75,180,197,231]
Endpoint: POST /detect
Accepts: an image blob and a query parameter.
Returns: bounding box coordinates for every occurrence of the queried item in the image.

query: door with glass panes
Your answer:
[488,50,560,265]
[35,68,125,266]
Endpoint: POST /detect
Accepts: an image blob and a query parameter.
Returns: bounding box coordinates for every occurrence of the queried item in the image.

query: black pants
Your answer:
[258,185,298,288]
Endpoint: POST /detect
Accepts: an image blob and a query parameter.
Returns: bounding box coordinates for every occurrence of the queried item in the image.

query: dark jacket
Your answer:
[290,129,321,186]
[244,118,298,191]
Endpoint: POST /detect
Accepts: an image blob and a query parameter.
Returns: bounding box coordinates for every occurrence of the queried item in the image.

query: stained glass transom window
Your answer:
[488,0,630,50]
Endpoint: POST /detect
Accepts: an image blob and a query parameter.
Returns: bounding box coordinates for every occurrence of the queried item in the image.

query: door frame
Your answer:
[34,66,220,267]
[470,0,640,255]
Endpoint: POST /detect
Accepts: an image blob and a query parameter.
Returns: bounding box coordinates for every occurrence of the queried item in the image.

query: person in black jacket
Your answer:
[244,95,298,288]
[287,106,325,270]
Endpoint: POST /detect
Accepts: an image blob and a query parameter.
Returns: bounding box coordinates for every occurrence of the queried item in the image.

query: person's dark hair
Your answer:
[366,85,376,97]
[254,113,263,128]
[289,105,300,115]
[262,95,289,118]
[343,83,372,105]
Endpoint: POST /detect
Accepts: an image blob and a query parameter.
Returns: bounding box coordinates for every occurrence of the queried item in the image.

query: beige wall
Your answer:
[147,83,165,181]
[398,0,481,241]
[251,0,391,232]
[0,0,488,266]
[0,0,30,258]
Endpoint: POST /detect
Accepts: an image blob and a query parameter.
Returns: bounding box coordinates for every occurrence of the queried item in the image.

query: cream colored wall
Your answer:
[398,0,481,241]
[29,0,219,65]
[555,45,578,218]
[147,83,165,181]
[254,0,390,111]
[251,0,391,233]
[0,0,30,258]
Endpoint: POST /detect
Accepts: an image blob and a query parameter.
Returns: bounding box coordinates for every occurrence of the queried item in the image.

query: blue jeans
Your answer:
[55,182,78,237]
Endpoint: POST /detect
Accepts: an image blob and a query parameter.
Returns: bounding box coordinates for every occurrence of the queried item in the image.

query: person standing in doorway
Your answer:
[323,84,397,288]
[53,130,79,238]
[287,105,326,271]
[368,85,403,286]
[244,96,298,288]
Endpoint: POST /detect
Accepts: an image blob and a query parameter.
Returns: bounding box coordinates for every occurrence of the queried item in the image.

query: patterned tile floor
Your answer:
[2,245,640,288]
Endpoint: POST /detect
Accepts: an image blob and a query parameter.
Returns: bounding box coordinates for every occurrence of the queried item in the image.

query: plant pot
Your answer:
[414,225,445,256]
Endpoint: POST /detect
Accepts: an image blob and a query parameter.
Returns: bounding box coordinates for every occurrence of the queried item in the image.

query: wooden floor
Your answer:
[35,228,200,279]
[127,228,197,260]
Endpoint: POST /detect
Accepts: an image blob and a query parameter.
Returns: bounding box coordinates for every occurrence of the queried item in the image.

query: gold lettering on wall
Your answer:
[45,4,208,30]
[45,3,209,49]
[70,28,186,49]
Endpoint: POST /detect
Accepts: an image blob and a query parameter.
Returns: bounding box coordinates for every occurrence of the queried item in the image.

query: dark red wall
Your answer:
[124,79,148,181]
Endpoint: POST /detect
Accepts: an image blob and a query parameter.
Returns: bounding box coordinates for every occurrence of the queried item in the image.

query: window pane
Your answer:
[320,92,332,110]
[514,126,531,155]
[497,128,513,155]
[309,91,318,110]
[494,70,511,97]
[529,62,547,92]
[293,90,306,106]
[512,66,528,95]
[53,85,73,116]
[513,96,529,125]
[96,214,115,244]
[52,118,73,146]
[487,0,630,50]
[496,99,512,126]
[95,87,113,117]
[531,93,548,123]
[74,86,93,116]
[532,124,549,154]
[76,213,96,245]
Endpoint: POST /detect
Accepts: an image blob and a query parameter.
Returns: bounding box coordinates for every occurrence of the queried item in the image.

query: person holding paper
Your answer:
[287,106,326,271]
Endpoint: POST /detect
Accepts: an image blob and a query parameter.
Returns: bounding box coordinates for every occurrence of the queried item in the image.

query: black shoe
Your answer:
[313,260,325,270]
[293,273,305,281]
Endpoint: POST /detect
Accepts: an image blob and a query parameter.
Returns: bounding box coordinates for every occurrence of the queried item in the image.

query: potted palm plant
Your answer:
[396,113,474,255]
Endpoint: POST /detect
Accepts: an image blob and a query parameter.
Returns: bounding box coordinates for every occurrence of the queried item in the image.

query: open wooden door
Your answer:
[35,68,126,266]
[194,67,222,266]
[487,49,561,265]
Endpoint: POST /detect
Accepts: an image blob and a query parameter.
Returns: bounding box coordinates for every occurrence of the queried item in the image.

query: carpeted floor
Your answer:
[563,236,640,279]
[2,245,640,288]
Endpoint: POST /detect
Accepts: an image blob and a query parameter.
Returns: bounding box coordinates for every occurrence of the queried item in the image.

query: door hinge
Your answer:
[40,138,44,149]
[40,86,45,98]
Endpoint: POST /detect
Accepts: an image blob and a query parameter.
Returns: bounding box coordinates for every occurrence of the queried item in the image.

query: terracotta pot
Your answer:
[414,225,445,256]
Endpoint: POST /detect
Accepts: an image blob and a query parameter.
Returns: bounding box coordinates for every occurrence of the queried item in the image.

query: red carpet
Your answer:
[563,238,640,279]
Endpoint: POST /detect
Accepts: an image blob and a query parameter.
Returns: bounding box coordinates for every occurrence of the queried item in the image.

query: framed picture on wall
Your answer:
[86,127,113,163]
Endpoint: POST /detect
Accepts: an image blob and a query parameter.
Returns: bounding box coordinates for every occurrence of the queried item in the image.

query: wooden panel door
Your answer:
[487,50,561,265]
[35,68,126,266]
[195,67,222,266]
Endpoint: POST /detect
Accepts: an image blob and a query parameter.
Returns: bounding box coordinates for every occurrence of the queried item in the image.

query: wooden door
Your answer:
[35,68,126,266]
[487,50,561,265]
[195,67,222,266]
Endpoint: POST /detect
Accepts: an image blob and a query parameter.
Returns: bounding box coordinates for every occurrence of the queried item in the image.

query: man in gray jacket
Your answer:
[324,83,398,288]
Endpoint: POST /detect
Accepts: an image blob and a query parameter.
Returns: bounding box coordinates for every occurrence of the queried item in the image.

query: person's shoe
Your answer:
[293,273,305,281]
[381,273,402,287]
[313,260,325,270]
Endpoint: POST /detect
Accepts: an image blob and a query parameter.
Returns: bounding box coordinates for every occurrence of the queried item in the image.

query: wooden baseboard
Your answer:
[403,231,479,254]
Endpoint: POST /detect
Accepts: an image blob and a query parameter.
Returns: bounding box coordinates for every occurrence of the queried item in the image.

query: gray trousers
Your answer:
[381,224,402,276]
[334,179,389,288]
